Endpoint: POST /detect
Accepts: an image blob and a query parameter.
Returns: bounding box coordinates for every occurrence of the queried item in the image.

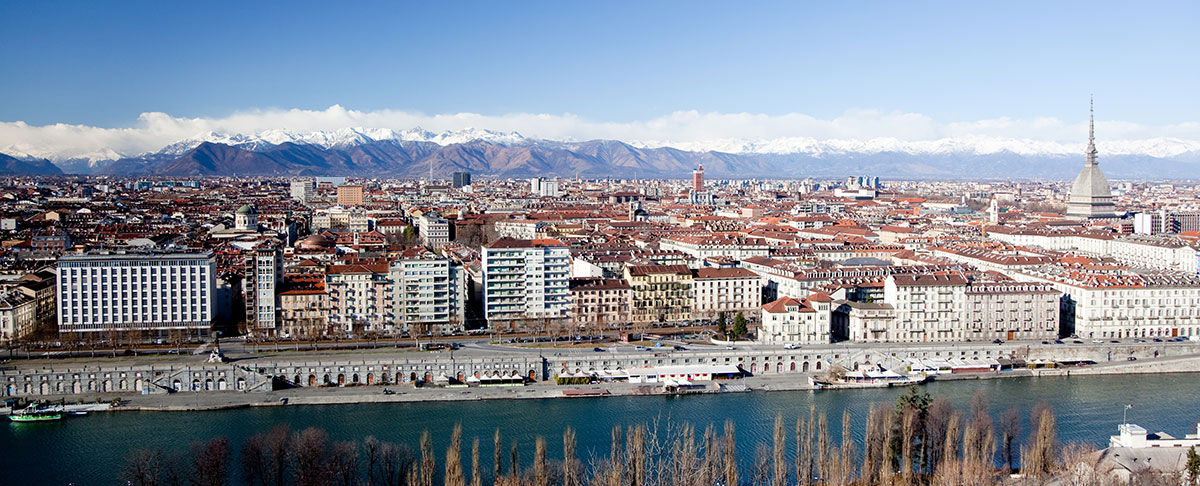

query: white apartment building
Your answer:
[659,235,770,263]
[290,179,314,203]
[988,227,1198,274]
[389,257,466,336]
[963,283,1060,341]
[0,291,37,344]
[495,220,549,240]
[529,177,560,197]
[482,237,571,329]
[244,247,283,334]
[57,253,216,336]
[416,213,450,248]
[883,273,968,343]
[1013,266,1200,339]
[759,293,834,344]
[691,268,762,319]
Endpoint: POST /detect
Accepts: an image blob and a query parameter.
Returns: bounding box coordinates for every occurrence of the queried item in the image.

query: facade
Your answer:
[659,235,770,262]
[495,220,549,240]
[759,294,834,344]
[963,283,1061,341]
[390,256,467,336]
[569,277,632,331]
[452,172,472,188]
[529,178,560,197]
[0,291,37,344]
[336,184,364,206]
[482,238,571,329]
[691,267,762,319]
[693,164,704,193]
[290,180,314,203]
[57,253,216,336]
[312,207,371,232]
[244,247,283,334]
[883,273,969,343]
[625,264,693,324]
[832,300,896,342]
[278,275,326,338]
[325,260,392,334]
[416,213,450,248]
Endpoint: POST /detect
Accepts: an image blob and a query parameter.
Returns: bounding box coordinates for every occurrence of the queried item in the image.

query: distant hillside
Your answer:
[0,152,64,175]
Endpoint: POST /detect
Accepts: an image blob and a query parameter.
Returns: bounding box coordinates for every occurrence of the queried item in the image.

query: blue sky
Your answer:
[1,1,1196,127]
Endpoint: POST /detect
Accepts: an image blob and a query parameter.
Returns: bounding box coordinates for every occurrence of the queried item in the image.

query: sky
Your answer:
[0,1,1198,159]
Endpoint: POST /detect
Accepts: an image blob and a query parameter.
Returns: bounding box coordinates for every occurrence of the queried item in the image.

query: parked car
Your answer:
[1054,340,1065,344]
[993,339,1003,344]
[673,345,687,351]
[593,347,606,352]
[1127,356,1138,361]
[725,345,735,350]
[784,343,797,350]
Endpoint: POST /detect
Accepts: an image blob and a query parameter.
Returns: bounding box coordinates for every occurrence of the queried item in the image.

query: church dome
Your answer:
[297,234,334,250]
[236,204,257,215]
[1070,165,1113,201]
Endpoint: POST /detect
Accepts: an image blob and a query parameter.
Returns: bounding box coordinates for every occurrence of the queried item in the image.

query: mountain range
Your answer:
[3,127,1200,180]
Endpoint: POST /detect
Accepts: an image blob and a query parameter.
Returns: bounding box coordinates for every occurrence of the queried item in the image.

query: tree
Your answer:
[716,312,729,340]
[772,414,786,486]
[191,437,231,486]
[122,449,162,486]
[533,437,548,486]
[1187,446,1200,486]
[445,425,465,486]
[998,407,1021,474]
[732,312,748,341]
[563,427,578,486]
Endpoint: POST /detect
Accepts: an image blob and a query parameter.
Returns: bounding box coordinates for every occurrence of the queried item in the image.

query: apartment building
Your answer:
[390,256,466,336]
[290,179,314,203]
[57,253,216,336]
[625,264,693,324]
[416,213,450,248]
[883,273,969,343]
[482,238,571,329]
[244,247,284,334]
[325,259,392,334]
[336,184,364,206]
[0,291,37,343]
[278,274,326,338]
[963,283,1060,341]
[569,277,632,331]
[312,207,371,232]
[691,267,762,320]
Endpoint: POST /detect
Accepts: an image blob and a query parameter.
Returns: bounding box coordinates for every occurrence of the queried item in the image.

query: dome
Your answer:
[1069,165,1113,201]
[296,234,334,250]
[236,204,257,215]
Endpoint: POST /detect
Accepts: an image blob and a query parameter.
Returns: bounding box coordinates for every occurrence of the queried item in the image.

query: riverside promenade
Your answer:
[3,339,1199,411]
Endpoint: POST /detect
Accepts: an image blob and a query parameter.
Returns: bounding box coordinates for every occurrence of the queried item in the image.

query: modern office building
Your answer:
[452,171,472,188]
[57,253,216,336]
[244,247,283,334]
[290,179,314,202]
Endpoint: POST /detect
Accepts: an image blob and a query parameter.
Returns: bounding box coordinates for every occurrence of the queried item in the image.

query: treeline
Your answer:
[120,389,1194,486]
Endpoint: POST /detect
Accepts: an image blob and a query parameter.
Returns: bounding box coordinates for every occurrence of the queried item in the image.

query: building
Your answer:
[759,294,834,345]
[963,283,1060,341]
[416,213,450,248]
[325,259,392,334]
[883,273,969,343]
[278,274,326,338]
[312,207,371,232]
[390,256,467,336]
[482,238,571,329]
[495,220,549,240]
[625,264,693,324]
[244,247,283,335]
[569,277,632,332]
[234,205,258,232]
[832,300,896,342]
[57,253,216,337]
[290,179,314,203]
[1066,101,1119,219]
[336,184,364,206]
[452,172,472,188]
[529,178,560,197]
[0,291,37,344]
[691,268,762,320]
[693,164,704,193]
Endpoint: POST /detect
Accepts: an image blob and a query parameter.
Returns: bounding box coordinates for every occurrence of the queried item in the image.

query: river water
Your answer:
[5,373,1199,485]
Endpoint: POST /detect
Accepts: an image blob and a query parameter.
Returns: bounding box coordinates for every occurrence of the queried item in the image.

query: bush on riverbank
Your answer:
[119,389,1188,486]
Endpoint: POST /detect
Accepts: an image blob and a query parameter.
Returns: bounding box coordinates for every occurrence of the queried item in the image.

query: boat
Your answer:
[9,408,64,423]
[809,368,930,390]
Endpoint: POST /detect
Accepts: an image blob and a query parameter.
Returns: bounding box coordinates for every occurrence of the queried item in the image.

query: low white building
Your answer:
[758,293,833,345]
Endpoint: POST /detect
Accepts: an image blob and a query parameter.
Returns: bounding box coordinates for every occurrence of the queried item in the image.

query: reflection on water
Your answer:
[6,373,1199,485]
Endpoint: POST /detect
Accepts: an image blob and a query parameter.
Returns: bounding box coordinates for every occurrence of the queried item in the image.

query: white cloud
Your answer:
[2,105,1199,161]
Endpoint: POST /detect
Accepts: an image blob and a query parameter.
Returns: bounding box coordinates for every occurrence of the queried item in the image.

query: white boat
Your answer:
[809,368,929,390]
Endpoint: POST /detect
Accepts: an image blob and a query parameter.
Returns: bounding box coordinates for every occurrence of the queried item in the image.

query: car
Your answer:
[593,347,606,352]
[1072,340,1083,344]
[634,345,647,351]
[673,345,687,351]
[784,343,797,350]
[1152,338,1163,342]
[725,345,735,350]
[1092,339,1103,344]
[1054,340,1064,344]
[1110,340,1120,343]
[1041,341,1050,345]
[992,339,1004,344]
[382,388,396,395]
[1127,356,1137,361]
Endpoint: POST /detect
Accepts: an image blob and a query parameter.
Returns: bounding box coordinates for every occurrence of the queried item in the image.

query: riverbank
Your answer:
[8,351,1196,413]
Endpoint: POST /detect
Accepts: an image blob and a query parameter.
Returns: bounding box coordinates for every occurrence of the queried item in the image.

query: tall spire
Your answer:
[1086,96,1098,167]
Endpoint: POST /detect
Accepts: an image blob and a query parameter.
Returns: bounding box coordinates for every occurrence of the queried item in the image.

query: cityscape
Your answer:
[2,2,1200,486]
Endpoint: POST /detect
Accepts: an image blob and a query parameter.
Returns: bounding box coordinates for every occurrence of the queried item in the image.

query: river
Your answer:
[4,373,1199,485]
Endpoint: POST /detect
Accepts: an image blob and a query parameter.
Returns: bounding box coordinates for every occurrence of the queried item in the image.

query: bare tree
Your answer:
[534,437,548,486]
[330,441,360,486]
[191,436,232,486]
[752,444,771,486]
[563,427,579,486]
[839,410,855,486]
[723,419,738,486]
[998,407,1021,474]
[293,427,333,486]
[494,429,504,482]
[771,414,786,486]
[472,438,483,486]
[420,430,436,486]
[1024,405,1058,480]
[447,425,466,486]
[122,449,162,486]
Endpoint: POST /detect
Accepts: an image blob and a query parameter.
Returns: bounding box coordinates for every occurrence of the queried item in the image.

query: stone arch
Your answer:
[323,374,332,385]
[172,380,181,391]
[815,362,823,371]
[367,373,375,385]
[410,372,418,382]
[308,375,317,387]
[790,362,796,371]
[134,378,143,392]
[39,382,49,395]
[191,379,200,391]
[236,378,246,390]
[337,374,346,385]
[423,373,432,382]
[802,362,809,372]
[776,362,783,373]
[294,375,302,386]
[217,379,227,390]
[456,373,465,382]
[102,380,112,392]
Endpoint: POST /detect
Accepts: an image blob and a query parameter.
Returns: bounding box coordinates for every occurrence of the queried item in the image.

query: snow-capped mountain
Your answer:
[143,127,533,158]
[631,136,1200,159]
